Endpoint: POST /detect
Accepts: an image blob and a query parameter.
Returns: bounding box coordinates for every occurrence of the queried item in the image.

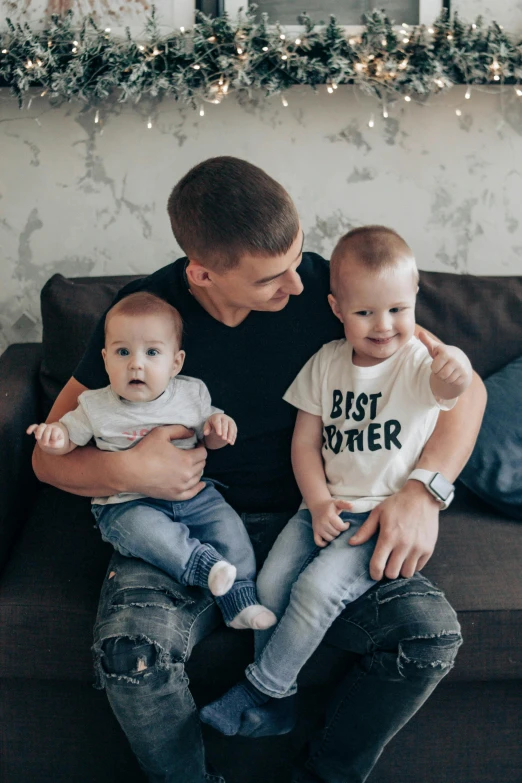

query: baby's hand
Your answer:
[203,413,237,446]
[310,498,353,548]
[27,422,68,452]
[418,332,472,393]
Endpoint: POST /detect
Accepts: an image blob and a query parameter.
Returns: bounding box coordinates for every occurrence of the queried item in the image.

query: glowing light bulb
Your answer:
[465,87,471,99]
[428,27,434,34]
[94,110,99,123]
[295,38,301,45]
[327,86,334,94]
[105,27,111,33]
[455,109,462,116]
[383,108,388,118]
[404,95,411,102]
[516,88,522,96]
[282,96,288,107]
[199,106,205,116]
[262,46,268,51]
[180,26,185,33]
[147,117,152,129]
[237,47,243,54]
[192,64,201,69]
[494,74,500,81]
[281,54,287,60]
[280,34,285,40]
[368,114,374,128]
[381,38,387,46]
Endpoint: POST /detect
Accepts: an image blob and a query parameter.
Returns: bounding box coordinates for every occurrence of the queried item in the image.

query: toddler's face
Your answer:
[328,261,418,366]
[102,313,184,401]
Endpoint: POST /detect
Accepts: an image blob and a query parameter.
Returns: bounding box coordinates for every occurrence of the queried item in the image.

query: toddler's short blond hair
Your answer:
[105,292,183,346]
[330,226,418,297]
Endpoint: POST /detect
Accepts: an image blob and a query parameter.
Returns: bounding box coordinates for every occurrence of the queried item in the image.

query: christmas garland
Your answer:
[1,6,521,111]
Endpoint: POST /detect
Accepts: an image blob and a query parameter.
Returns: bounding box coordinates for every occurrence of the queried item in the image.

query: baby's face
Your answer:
[102,313,184,401]
[329,261,418,366]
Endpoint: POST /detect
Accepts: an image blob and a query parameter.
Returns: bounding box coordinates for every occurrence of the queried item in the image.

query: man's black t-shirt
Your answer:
[73,253,343,513]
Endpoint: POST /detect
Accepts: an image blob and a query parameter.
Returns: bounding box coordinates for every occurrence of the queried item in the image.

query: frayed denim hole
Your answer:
[110,586,196,610]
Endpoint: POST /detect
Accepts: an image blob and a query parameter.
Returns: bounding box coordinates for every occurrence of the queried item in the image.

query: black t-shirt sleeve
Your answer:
[73,277,147,390]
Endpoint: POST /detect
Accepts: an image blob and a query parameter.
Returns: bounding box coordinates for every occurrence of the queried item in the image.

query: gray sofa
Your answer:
[0,269,521,783]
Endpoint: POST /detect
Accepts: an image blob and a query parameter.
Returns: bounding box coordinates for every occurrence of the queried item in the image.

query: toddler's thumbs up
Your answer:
[418,330,440,358]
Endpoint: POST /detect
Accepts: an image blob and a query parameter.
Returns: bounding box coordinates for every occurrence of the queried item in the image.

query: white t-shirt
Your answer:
[60,375,220,506]
[283,337,457,513]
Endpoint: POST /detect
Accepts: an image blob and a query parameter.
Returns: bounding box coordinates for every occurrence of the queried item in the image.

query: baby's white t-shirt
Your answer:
[283,337,457,513]
[60,374,220,506]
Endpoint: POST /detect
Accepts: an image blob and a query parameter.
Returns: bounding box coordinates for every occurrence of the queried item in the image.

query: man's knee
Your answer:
[397,629,462,679]
[100,636,162,682]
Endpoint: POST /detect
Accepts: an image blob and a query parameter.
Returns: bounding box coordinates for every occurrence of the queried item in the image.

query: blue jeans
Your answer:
[246,509,377,697]
[92,483,258,624]
[93,511,462,783]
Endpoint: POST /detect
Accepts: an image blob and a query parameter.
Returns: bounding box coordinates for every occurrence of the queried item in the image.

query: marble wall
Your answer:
[1,0,522,351]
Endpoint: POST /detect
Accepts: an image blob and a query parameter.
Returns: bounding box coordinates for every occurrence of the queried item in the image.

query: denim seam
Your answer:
[181,599,219,663]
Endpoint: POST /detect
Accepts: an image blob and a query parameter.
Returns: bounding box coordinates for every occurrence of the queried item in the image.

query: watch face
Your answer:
[429,473,454,501]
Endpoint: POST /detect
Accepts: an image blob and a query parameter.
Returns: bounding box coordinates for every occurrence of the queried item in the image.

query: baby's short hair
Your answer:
[105,292,183,345]
[330,225,418,296]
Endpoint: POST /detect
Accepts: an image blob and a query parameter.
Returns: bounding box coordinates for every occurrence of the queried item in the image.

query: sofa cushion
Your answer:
[38,271,522,418]
[39,274,141,415]
[1,486,521,684]
[459,356,522,520]
[416,272,522,379]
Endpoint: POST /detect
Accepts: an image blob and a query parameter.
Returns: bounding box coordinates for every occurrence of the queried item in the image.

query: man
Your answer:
[33,157,485,783]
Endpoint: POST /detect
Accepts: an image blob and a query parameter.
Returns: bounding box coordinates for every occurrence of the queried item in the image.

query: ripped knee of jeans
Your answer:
[93,635,172,688]
[397,630,463,679]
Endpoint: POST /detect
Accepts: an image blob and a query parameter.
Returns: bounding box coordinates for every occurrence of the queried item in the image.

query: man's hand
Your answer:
[203,413,237,447]
[418,331,472,398]
[127,424,207,501]
[348,481,440,580]
[310,498,353,548]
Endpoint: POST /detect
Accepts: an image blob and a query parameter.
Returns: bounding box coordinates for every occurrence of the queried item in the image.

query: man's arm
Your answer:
[32,377,207,500]
[349,325,487,581]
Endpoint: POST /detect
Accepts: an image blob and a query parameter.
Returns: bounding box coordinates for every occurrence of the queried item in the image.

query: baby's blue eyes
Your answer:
[355,308,404,316]
[115,348,159,356]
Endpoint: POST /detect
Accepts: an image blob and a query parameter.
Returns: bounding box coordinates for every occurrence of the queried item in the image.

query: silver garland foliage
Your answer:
[1,6,521,109]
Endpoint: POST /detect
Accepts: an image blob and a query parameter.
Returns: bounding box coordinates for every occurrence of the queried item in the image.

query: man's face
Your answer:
[195,229,305,312]
[102,313,184,401]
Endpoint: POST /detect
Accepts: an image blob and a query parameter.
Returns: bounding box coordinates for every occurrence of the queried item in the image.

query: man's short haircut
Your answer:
[330,225,418,296]
[167,156,300,272]
[105,292,183,345]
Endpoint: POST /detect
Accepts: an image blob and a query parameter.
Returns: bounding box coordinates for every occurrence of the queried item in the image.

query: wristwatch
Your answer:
[408,469,455,510]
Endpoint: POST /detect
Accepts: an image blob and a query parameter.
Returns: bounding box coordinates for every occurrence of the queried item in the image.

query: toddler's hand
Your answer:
[27,422,67,451]
[418,332,472,391]
[203,413,237,446]
[310,498,353,548]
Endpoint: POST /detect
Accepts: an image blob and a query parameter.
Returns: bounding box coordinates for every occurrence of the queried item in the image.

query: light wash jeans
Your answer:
[91,482,258,624]
[246,509,377,697]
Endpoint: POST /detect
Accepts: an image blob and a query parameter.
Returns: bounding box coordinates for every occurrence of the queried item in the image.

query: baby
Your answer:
[28,291,276,631]
[200,225,473,735]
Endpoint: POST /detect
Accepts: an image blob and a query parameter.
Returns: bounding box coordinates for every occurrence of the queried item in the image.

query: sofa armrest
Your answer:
[0,343,43,572]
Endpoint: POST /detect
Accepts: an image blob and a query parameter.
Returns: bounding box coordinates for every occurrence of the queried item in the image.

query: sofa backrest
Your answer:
[39,270,522,414]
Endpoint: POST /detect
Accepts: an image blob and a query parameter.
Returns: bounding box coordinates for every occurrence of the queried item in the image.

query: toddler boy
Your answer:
[28,292,276,631]
[200,225,472,734]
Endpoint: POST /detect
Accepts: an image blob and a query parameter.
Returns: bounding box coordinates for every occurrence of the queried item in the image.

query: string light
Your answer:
[26,59,34,69]
[1,49,7,54]
[434,78,444,87]
[402,37,409,44]
[152,47,160,56]
[199,106,205,116]
[428,27,434,34]
[138,45,145,51]
[354,62,364,72]
[472,23,477,30]
[447,34,453,40]
[41,90,47,97]
[349,38,356,45]
[280,34,285,40]
[207,36,216,43]
[494,74,500,81]
[465,86,471,99]
[327,85,334,94]
[381,38,386,46]
[455,108,462,116]
[104,27,111,33]
[147,117,152,129]
[404,95,411,102]
[180,27,185,33]
[192,64,201,69]
[383,107,388,118]
[516,87,522,96]
[262,46,268,51]
[94,110,99,123]
[281,95,288,107]
[368,114,375,128]
[295,38,301,45]
[237,47,243,54]
[398,59,408,70]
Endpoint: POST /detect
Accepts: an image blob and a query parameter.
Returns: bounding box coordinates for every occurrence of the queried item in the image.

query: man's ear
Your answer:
[186,261,213,289]
[327,294,343,323]
[172,349,186,377]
